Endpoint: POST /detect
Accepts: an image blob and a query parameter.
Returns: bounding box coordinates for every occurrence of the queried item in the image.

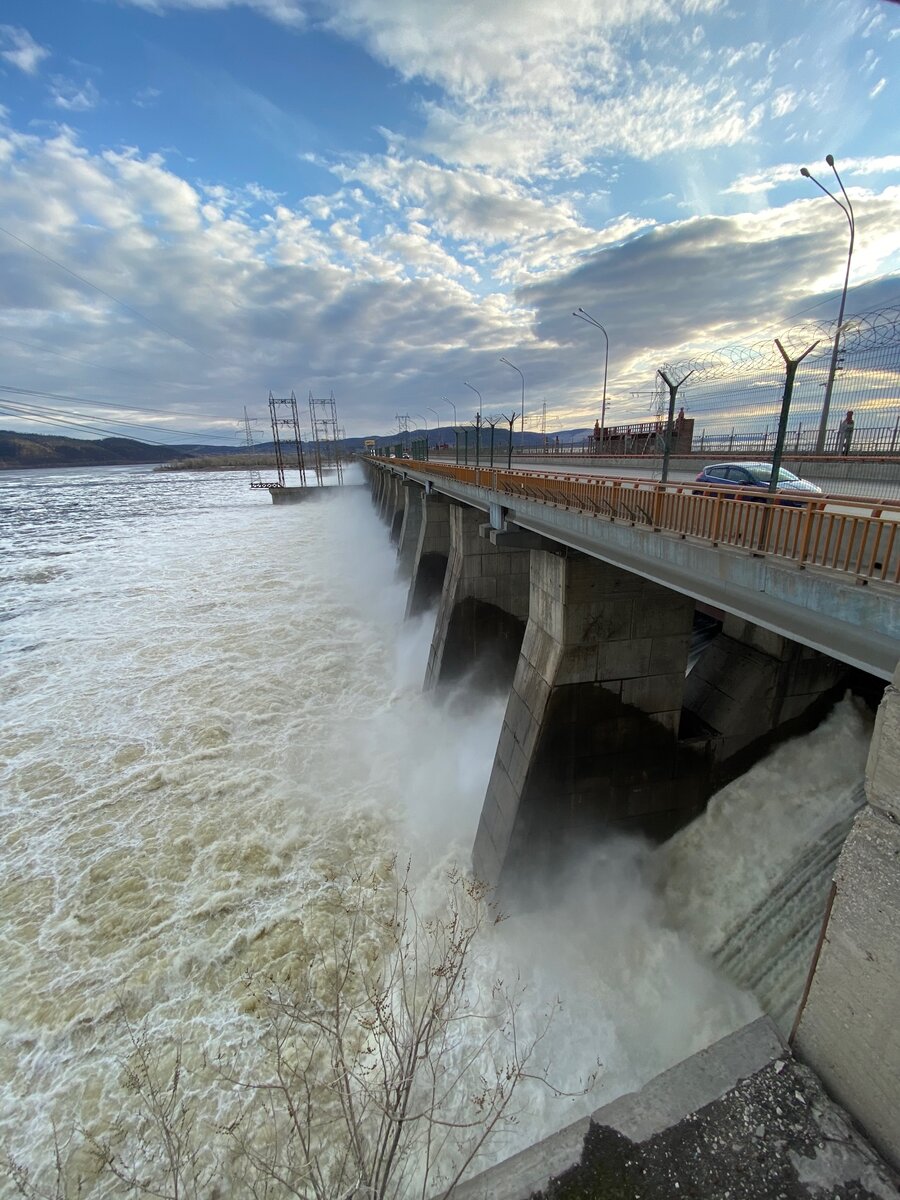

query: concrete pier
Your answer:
[382,474,404,542]
[473,550,703,892]
[396,480,424,576]
[406,491,453,617]
[423,504,530,692]
[792,664,900,1170]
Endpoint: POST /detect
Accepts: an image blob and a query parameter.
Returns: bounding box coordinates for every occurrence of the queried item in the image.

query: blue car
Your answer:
[694,461,822,503]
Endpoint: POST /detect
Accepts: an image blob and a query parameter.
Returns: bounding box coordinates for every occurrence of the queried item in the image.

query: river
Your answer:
[0,464,871,1196]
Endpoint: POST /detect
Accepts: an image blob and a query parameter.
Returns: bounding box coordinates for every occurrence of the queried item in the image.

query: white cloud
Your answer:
[869,77,886,99]
[113,0,773,178]
[50,78,101,112]
[0,119,897,438]
[726,156,900,196]
[123,0,306,26]
[0,25,50,75]
[133,86,161,108]
[770,88,799,119]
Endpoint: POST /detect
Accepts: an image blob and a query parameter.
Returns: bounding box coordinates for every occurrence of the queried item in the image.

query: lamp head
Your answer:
[800,167,810,177]
[825,153,835,167]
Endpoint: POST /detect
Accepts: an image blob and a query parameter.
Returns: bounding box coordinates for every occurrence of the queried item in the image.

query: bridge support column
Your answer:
[375,469,391,520]
[406,492,452,617]
[396,481,424,577]
[792,665,900,1169]
[423,505,530,692]
[473,550,700,892]
[683,615,846,776]
[382,475,404,542]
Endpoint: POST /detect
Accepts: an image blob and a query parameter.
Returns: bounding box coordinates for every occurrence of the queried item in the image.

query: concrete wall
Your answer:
[473,550,706,892]
[792,664,900,1170]
[423,504,530,692]
[684,615,847,774]
[448,1017,897,1200]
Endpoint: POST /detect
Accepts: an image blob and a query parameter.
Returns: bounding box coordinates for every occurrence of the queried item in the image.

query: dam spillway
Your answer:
[365,454,900,1186]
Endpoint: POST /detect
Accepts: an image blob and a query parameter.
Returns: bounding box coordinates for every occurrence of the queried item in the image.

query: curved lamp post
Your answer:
[800,155,855,454]
[415,413,429,460]
[428,407,442,456]
[573,308,609,444]
[499,357,525,452]
[441,397,459,463]
[464,382,482,466]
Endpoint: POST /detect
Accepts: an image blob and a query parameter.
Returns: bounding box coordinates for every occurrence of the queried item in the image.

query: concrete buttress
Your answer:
[473,550,701,893]
[396,481,425,577]
[423,504,530,692]
[405,492,452,617]
[386,476,404,542]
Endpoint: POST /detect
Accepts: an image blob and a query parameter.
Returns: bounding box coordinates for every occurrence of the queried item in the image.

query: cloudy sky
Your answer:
[1,0,899,443]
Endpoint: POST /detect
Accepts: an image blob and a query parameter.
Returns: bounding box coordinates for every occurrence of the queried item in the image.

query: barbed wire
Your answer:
[659,305,900,382]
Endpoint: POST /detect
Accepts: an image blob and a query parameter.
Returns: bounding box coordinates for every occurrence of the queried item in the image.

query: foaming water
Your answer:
[0,464,868,1195]
[657,694,871,1032]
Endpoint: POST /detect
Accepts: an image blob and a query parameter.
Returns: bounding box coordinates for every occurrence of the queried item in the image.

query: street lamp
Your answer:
[464,382,482,467]
[428,407,441,456]
[441,396,457,425]
[499,357,525,453]
[800,155,855,454]
[415,413,429,460]
[573,308,609,445]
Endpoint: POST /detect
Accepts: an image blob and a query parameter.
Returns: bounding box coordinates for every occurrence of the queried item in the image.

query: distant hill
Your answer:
[1,424,600,471]
[0,432,229,470]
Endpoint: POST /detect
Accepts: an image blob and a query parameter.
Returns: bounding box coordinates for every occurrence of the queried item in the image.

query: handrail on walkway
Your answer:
[374,457,900,585]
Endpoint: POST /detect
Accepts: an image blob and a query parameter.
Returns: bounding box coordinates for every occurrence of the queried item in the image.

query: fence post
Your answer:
[758,336,820,550]
[657,368,694,483]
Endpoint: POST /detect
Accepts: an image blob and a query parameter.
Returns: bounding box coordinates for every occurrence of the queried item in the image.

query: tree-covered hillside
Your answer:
[0,432,185,470]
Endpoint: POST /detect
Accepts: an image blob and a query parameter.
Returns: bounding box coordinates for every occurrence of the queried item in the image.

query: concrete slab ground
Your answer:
[449,1018,898,1200]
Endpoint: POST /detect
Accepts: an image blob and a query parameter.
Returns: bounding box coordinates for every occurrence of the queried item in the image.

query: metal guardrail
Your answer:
[376,458,900,585]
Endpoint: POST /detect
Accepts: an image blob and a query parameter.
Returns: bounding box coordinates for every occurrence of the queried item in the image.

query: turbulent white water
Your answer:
[0,464,872,1196]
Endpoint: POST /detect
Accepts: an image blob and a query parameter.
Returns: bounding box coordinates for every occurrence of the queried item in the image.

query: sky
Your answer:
[0,0,899,444]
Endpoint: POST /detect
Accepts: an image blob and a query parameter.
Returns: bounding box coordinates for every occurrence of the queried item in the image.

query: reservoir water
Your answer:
[0,464,871,1196]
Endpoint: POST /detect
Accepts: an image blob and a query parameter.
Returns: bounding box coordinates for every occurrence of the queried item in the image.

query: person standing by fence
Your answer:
[837,410,855,456]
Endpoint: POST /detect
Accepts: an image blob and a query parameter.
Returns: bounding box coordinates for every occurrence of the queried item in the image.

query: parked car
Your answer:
[694,461,822,504]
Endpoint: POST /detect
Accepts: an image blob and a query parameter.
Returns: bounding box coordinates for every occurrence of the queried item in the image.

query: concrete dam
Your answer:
[362,455,900,1197]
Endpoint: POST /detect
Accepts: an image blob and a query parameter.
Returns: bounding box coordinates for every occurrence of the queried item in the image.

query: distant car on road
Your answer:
[693,461,822,504]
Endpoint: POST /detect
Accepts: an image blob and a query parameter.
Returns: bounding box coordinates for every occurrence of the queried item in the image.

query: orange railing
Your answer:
[375,458,900,584]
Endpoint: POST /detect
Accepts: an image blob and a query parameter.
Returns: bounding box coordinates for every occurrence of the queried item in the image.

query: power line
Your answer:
[0,402,196,445]
[0,385,240,439]
[0,398,241,446]
[0,222,220,363]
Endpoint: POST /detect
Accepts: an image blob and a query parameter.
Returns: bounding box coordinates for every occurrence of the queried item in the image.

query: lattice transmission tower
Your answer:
[268,391,306,487]
[308,391,344,486]
[243,406,270,489]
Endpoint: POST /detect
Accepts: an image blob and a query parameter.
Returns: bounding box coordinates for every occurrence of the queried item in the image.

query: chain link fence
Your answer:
[554,307,900,499]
